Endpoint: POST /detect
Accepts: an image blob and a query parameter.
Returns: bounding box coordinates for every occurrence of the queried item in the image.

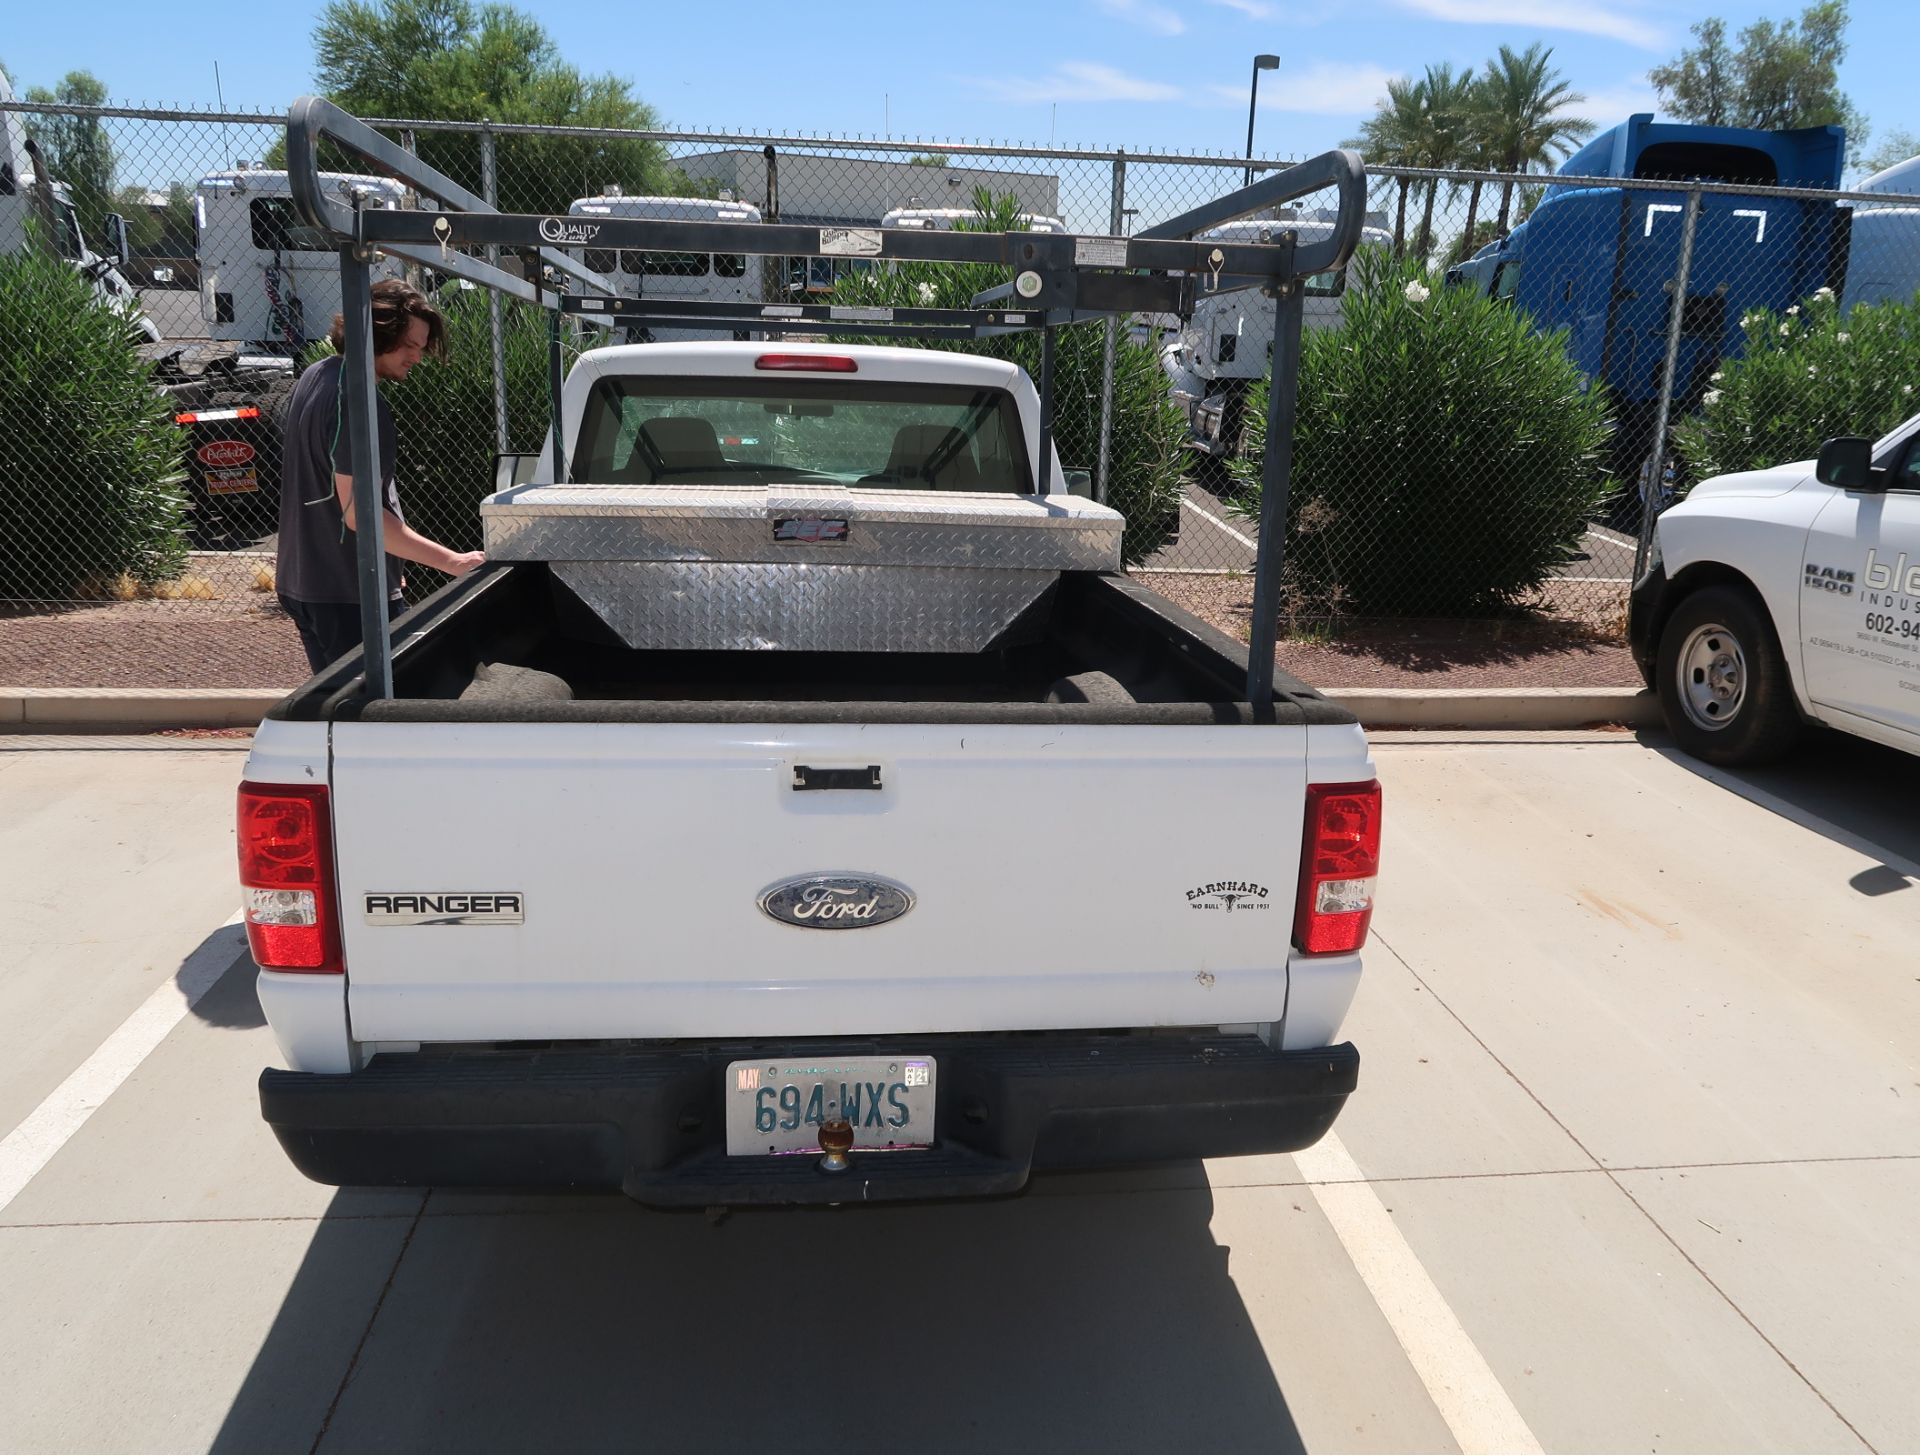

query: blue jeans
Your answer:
[280,594,408,676]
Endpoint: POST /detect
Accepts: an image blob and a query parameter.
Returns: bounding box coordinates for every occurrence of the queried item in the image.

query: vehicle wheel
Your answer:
[1655,584,1801,765]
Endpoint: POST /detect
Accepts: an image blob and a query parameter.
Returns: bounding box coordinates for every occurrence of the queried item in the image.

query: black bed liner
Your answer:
[270,564,1355,728]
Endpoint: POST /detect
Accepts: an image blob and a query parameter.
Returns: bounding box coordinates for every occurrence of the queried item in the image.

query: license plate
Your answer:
[724,1055,936,1156]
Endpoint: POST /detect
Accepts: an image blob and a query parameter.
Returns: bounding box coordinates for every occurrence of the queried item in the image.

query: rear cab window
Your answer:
[574,376,1034,492]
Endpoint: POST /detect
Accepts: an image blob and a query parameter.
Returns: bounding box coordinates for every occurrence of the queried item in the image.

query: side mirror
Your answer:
[493,453,540,493]
[1814,436,1883,491]
[1063,468,1094,499]
[103,212,131,268]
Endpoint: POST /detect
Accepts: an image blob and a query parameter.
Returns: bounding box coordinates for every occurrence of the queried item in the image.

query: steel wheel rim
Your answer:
[1677,622,1747,732]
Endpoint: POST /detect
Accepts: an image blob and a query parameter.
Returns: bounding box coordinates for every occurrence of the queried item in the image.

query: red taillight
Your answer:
[237,781,343,974]
[175,405,262,425]
[754,353,858,372]
[1293,780,1382,956]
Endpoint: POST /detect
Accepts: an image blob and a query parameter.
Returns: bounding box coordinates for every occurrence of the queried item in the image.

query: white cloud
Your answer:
[1394,0,1664,50]
[1093,0,1186,35]
[1205,61,1401,115]
[1573,83,1662,124]
[1207,0,1277,17]
[977,61,1183,105]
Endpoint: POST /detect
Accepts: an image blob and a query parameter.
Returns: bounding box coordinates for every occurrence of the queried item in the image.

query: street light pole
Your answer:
[1245,54,1279,188]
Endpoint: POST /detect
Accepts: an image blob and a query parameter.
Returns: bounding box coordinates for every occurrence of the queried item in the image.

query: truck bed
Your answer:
[273,563,1353,728]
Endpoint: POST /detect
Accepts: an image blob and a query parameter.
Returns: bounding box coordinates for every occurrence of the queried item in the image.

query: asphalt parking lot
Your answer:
[1,728,1916,1454]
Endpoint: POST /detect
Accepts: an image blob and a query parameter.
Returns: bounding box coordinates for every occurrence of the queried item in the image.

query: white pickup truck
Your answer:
[1631,412,1920,765]
[241,340,1377,1205]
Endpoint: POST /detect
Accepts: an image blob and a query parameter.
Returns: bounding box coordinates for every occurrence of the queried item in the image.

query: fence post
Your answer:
[479,123,509,453]
[1637,184,1702,578]
[1096,152,1126,506]
[1246,254,1306,711]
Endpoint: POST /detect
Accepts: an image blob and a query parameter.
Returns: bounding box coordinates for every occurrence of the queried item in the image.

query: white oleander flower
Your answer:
[1837,331,1850,343]
[916,281,937,304]
[1780,323,1793,336]
[1807,366,1819,377]
[1703,389,1721,405]
[1403,280,1431,303]
[1786,304,1801,316]
[1813,286,1835,303]
[1906,384,1915,395]
[1741,313,1760,328]
[1709,371,1723,383]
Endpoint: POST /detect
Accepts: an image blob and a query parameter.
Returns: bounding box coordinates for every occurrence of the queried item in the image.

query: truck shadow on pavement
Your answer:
[177,926,266,1031]
[1641,725,1920,884]
[209,1179,1309,1454]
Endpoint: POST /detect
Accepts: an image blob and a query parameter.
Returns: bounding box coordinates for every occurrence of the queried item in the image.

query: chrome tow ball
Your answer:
[818,1118,854,1174]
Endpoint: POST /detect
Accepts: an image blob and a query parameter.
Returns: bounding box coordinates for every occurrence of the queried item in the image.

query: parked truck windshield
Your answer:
[574,376,1035,491]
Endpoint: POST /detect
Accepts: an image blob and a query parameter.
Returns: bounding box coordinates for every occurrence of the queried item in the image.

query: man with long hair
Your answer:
[275,279,484,674]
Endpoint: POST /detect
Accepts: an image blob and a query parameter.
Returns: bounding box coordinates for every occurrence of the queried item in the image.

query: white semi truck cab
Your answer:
[1631,411,1920,763]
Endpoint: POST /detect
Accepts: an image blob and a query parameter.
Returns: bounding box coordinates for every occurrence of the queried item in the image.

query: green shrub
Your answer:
[826,195,1185,564]
[0,248,188,598]
[1228,250,1611,616]
[1673,288,1920,483]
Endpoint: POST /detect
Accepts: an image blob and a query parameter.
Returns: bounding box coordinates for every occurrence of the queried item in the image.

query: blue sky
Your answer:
[2,0,1911,165]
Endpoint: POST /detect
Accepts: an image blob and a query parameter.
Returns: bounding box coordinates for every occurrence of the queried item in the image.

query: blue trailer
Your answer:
[1446,115,1849,502]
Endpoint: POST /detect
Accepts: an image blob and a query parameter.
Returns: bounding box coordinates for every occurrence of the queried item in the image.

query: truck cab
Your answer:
[1631,411,1920,763]
[1164,216,1393,459]
[1447,114,1850,480]
[195,167,409,350]
[0,74,157,341]
[568,192,763,341]
[1841,152,1920,310]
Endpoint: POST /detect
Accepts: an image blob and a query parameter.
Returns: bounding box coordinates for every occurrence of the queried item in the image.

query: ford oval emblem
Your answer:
[758,873,914,930]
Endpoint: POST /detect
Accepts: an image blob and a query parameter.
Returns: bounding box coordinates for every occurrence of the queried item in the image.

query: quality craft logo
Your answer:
[539,217,602,245]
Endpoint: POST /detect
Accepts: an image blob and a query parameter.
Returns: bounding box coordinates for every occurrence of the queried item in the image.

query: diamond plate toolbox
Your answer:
[482,484,1124,652]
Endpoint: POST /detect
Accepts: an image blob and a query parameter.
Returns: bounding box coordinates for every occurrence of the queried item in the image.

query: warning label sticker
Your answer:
[1073,236,1130,268]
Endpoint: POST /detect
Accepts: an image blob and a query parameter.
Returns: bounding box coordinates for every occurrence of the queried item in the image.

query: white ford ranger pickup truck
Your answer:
[1631,411,1920,765]
[240,340,1377,1206]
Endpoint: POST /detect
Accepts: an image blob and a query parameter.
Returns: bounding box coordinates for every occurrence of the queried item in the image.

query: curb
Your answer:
[3,685,1658,732]
[0,688,287,730]
[1323,687,1657,730]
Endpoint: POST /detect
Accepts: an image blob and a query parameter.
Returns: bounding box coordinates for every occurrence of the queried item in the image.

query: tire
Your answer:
[1654,584,1801,765]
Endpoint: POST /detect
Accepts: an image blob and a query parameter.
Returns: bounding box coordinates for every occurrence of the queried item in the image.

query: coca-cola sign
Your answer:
[197,439,256,469]
[758,874,914,930]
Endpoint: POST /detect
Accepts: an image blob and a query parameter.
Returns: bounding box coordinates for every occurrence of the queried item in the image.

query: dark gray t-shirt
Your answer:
[276,355,406,604]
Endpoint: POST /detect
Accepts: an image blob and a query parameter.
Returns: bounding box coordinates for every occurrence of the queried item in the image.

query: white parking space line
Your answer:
[1180,492,1259,550]
[1295,1132,1547,1455]
[0,917,245,1214]
[1585,523,1638,550]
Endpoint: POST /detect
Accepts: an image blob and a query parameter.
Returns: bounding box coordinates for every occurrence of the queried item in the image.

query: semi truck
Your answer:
[1445,114,1850,500]
[1,72,157,341]
[568,190,764,340]
[193,165,410,352]
[1161,215,1394,463]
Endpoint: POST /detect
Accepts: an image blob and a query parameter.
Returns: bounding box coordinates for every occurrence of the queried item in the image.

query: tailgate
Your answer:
[330,720,1309,1042]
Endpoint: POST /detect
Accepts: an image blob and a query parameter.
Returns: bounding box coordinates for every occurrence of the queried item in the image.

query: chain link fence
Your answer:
[4,98,1918,682]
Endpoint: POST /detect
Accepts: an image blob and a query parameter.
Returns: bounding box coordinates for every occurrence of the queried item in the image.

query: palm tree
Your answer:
[1477,43,1596,235]
[1348,76,1425,254]
[1411,63,1477,259]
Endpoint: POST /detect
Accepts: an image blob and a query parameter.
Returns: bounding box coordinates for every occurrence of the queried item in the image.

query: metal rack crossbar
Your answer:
[283,95,1366,708]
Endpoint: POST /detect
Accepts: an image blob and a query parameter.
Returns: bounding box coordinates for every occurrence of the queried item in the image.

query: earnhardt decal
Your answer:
[1185,880,1271,913]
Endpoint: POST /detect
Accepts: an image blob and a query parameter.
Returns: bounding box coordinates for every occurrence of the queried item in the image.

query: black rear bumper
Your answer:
[260,1033,1359,1206]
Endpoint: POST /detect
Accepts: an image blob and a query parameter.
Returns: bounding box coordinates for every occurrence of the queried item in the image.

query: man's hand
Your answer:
[444,550,486,577]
